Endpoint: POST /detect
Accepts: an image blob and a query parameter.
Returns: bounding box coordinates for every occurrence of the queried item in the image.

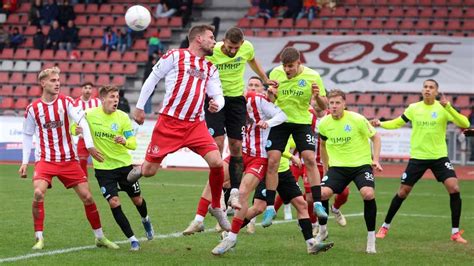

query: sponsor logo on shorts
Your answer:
[261,188,267,197]
[401,172,407,181]
[322,175,328,182]
[100,186,106,194]
[265,140,272,148]
[149,145,159,154]
[445,162,454,170]
[208,128,215,136]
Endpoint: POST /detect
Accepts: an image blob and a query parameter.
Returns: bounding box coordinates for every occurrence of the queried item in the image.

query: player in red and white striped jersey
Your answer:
[127,25,229,231]
[18,67,118,250]
[74,82,101,177]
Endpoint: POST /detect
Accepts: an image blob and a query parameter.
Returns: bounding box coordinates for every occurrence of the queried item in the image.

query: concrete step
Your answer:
[209,0,251,9]
[201,8,247,20]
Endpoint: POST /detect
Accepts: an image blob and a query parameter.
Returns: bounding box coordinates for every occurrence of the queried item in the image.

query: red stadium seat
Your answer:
[377,107,392,119]
[98,4,112,14]
[332,7,346,17]
[0,97,14,109]
[159,28,172,39]
[101,16,115,26]
[18,2,31,12]
[78,27,90,37]
[436,7,449,18]
[9,73,23,84]
[448,8,463,19]
[295,19,309,29]
[111,4,125,15]
[90,28,104,37]
[81,50,95,61]
[28,49,41,60]
[132,39,147,50]
[339,19,353,29]
[362,106,376,119]
[67,74,81,86]
[0,85,13,96]
[96,75,110,85]
[345,93,356,105]
[78,39,93,49]
[390,7,404,17]
[354,19,369,29]
[237,17,251,28]
[346,8,362,17]
[384,19,399,30]
[88,16,101,25]
[122,52,135,62]
[419,8,434,18]
[169,17,183,28]
[369,19,384,30]
[136,52,148,62]
[406,94,421,104]
[14,98,30,110]
[55,50,68,60]
[357,94,373,105]
[375,7,390,17]
[280,18,293,28]
[24,26,37,36]
[85,3,98,13]
[246,6,259,17]
[82,63,96,73]
[256,30,270,37]
[319,7,332,17]
[24,73,38,84]
[92,39,103,49]
[324,19,338,29]
[111,64,124,74]
[95,51,108,61]
[387,94,404,106]
[97,64,111,74]
[399,20,415,31]
[416,20,430,30]
[454,95,470,108]
[418,0,433,6]
[404,8,419,18]
[14,49,28,60]
[111,76,126,86]
[373,94,388,105]
[431,20,445,31]
[57,62,69,72]
[310,19,324,29]
[123,64,137,75]
[13,85,27,96]
[74,4,85,13]
[75,15,88,25]
[40,50,54,60]
[29,86,42,97]
[465,8,474,19]
[266,18,279,28]
[109,51,122,61]
[6,14,21,24]
[404,0,418,6]
[271,31,284,37]
[361,7,375,17]
[70,87,82,98]
[253,18,265,28]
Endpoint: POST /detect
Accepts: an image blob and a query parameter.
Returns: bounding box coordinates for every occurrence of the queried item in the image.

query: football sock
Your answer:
[129,236,138,243]
[274,195,283,212]
[32,201,44,232]
[266,190,276,206]
[209,167,224,208]
[111,205,134,238]
[229,156,243,189]
[298,218,313,241]
[318,200,329,225]
[231,217,244,234]
[240,218,251,229]
[450,192,461,229]
[196,197,211,218]
[136,198,148,218]
[223,188,231,208]
[385,194,405,224]
[311,185,322,203]
[84,203,101,230]
[35,231,43,240]
[452,228,460,235]
[334,187,349,209]
[93,228,104,239]
[364,199,377,232]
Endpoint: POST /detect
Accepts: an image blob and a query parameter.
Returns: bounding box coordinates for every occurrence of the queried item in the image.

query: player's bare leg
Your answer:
[73,182,119,249]
[262,150,281,227]
[127,160,160,183]
[301,150,327,219]
[31,180,48,250]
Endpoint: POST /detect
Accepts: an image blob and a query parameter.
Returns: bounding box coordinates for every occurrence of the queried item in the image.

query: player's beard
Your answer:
[203,46,213,56]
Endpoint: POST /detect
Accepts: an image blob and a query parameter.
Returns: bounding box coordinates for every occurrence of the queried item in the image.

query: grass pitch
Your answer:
[0,164,473,265]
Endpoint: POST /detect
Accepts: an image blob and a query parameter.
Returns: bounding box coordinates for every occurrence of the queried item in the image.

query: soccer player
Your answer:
[126,25,229,231]
[316,89,382,254]
[74,81,101,177]
[262,47,328,227]
[83,85,154,251]
[182,76,267,235]
[372,79,470,244]
[212,137,335,255]
[205,27,274,209]
[18,67,118,250]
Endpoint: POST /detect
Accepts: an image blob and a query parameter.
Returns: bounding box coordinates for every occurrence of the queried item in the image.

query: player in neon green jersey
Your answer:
[205,27,275,209]
[81,85,155,251]
[317,89,382,254]
[371,79,470,244]
[262,47,328,227]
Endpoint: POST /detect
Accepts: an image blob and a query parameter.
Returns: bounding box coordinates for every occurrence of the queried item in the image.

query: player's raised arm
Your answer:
[440,93,471,128]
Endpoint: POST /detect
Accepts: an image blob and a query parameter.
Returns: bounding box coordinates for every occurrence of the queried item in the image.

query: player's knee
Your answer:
[295,198,307,212]
[362,191,375,200]
[208,159,223,168]
[131,196,143,206]
[321,188,332,200]
[81,193,94,205]
[33,189,45,201]
[398,186,411,198]
[108,197,121,208]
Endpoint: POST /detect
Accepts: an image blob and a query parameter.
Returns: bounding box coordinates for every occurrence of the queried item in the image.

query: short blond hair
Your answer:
[327,89,346,100]
[38,66,60,81]
[99,84,119,98]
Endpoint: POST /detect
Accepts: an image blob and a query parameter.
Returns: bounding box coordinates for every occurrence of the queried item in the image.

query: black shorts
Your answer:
[254,170,303,204]
[322,165,374,194]
[401,157,457,186]
[266,122,316,152]
[205,96,246,140]
[94,165,141,200]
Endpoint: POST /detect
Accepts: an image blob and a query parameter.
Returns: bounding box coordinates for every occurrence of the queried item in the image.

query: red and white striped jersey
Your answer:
[23,94,85,162]
[138,49,222,121]
[243,92,285,158]
[74,97,101,111]
[311,109,330,165]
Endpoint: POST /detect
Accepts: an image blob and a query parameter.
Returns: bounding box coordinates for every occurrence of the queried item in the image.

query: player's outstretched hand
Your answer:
[88,147,104,162]
[370,119,381,127]
[257,120,269,129]
[440,93,449,107]
[133,108,145,125]
[208,99,219,113]
[75,126,83,135]
[18,164,28,178]
[372,160,383,172]
[114,136,126,145]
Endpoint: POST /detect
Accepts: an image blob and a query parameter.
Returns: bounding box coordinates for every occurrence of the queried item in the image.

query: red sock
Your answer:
[197,197,211,217]
[231,217,244,234]
[80,159,88,178]
[32,201,44,231]
[84,203,101,230]
[274,195,283,212]
[334,187,350,209]
[209,167,224,208]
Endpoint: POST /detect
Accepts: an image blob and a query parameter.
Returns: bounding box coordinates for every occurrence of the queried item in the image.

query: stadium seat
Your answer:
[101,16,115,26]
[319,7,332,17]
[377,107,392,119]
[88,16,101,25]
[404,8,419,18]
[159,28,172,39]
[404,0,418,6]
[399,20,415,31]
[111,76,126,86]
[361,7,375,17]
[0,60,13,71]
[75,15,88,25]
[111,64,124,74]
[17,2,31,12]
[390,7,404,17]
[357,94,373,105]
[419,8,434,18]
[256,30,270,37]
[436,7,449,18]
[369,20,384,30]
[265,18,279,28]
[29,86,42,97]
[454,95,470,107]
[109,51,122,61]
[85,3,99,13]
[0,85,13,96]
[446,20,461,31]
[123,64,138,75]
[28,61,42,72]
[416,20,430,31]
[375,7,390,17]
[83,74,96,84]
[115,16,126,26]
[345,93,356,105]
[98,4,112,14]
[405,94,421,104]
[6,14,21,24]
[362,106,376,119]
[122,52,135,62]
[24,73,38,84]
[40,50,55,60]
[0,97,14,109]
[67,74,82,86]
[346,8,362,17]
[70,87,82,98]
[82,63,96,73]
[431,20,445,31]
[97,64,111,74]
[252,18,265,28]
[81,50,95,61]
[69,62,82,73]
[280,18,293,29]
[169,17,183,28]
[136,53,148,62]
[23,26,37,36]
[73,3,86,13]
[14,98,30,110]
[13,85,28,96]
[354,19,369,29]
[96,75,110,85]
[449,8,463,18]
[237,17,250,28]
[310,19,324,29]
[387,94,404,106]
[28,50,41,60]
[384,19,399,30]
[272,31,284,37]
[14,49,28,60]
[246,6,259,17]
[373,94,388,105]
[0,48,13,59]
[9,73,23,84]
[55,50,68,60]
[111,4,125,15]
[133,39,147,50]
[90,28,104,37]
[324,19,338,29]
[95,51,109,61]
[295,19,309,29]
[13,60,27,72]
[332,7,346,17]
[339,19,353,29]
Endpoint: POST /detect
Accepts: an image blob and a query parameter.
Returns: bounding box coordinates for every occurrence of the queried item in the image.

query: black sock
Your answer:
[229,156,243,189]
[136,198,148,218]
[266,190,276,206]
[364,199,377,231]
[111,205,134,238]
[385,194,405,224]
[241,218,251,229]
[298,218,313,241]
[450,192,462,228]
[318,200,329,225]
[311,185,321,202]
[223,188,231,208]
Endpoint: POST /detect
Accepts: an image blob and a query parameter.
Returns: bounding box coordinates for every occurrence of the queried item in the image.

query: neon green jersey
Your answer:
[318,111,376,167]
[278,135,297,173]
[206,40,255,97]
[86,107,136,170]
[270,65,326,124]
[384,101,468,160]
